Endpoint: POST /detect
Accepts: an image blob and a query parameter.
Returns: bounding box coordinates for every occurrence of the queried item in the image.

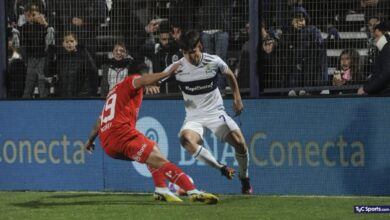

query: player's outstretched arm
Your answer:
[85,118,101,154]
[133,63,180,89]
[225,68,244,116]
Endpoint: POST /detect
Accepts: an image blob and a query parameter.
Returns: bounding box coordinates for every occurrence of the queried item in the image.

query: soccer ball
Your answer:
[168,174,194,196]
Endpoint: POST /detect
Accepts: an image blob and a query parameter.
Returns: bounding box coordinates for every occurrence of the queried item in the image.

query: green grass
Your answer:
[1,192,390,220]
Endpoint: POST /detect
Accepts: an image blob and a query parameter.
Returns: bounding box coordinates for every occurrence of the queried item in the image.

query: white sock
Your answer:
[187,189,202,195]
[155,187,170,194]
[235,152,249,179]
[193,145,223,170]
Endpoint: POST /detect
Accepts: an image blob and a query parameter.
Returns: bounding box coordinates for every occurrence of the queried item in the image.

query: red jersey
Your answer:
[98,75,143,149]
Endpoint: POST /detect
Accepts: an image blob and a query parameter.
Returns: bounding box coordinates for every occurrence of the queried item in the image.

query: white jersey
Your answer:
[165,53,229,117]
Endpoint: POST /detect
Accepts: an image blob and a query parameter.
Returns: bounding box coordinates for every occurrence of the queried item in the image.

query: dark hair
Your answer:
[25,2,41,13]
[63,32,78,41]
[291,6,310,24]
[177,30,201,51]
[113,41,127,50]
[374,20,390,33]
[159,22,170,34]
[339,49,363,82]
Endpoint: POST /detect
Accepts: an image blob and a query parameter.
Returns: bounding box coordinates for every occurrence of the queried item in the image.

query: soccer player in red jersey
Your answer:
[85,63,218,204]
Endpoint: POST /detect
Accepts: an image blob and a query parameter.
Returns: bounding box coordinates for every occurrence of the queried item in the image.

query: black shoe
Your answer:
[220,165,235,180]
[240,177,253,194]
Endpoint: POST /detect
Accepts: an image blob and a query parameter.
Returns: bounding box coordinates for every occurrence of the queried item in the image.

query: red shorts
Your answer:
[101,131,155,163]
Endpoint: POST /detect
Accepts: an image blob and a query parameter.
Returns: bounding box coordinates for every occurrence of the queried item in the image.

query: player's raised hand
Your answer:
[145,19,160,33]
[145,85,160,94]
[233,99,244,116]
[85,140,95,154]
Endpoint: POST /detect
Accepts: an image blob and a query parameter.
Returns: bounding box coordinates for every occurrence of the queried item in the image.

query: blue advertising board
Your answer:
[1,97,390,195]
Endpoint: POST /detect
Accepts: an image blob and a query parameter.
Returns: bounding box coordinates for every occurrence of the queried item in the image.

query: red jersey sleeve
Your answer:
[122,75,141,91]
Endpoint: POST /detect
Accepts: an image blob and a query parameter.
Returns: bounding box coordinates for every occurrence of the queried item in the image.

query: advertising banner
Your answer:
[1,98,389,195]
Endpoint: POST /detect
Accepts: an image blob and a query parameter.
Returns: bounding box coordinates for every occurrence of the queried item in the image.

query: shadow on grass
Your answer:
[47,193,149,199]
[11,193,195,208]
[10,193,261,209]
[12,200,189,208]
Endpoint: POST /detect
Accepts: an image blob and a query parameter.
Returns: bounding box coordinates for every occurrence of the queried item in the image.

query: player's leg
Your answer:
[209,112,252,194]
[180,129,223,170]
[225,130,252,194]
[113,134,181,202]
[146,145,196,193]
[180,121,235,179]
[101,140,181,202]
[146,164,178,201]
[146,145,219,204]
[117,130,218,204]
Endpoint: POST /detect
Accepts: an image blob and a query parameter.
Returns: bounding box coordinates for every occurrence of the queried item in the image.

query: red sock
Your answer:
[159,162,195,191]
[147,165,167,188]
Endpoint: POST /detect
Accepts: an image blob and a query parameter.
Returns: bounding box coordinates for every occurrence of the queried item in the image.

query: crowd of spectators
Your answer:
[260,0,390,95]
[4,0,390,98]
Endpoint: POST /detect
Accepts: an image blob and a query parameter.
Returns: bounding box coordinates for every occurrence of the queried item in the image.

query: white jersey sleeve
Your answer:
[161,60,182,82]
[216,56,229,74]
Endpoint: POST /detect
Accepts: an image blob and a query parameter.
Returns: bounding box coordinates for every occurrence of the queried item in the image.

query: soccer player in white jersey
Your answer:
[164,30,252,194]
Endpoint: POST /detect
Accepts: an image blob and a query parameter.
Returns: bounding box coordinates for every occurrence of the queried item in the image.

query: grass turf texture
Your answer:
[1,192,390,220]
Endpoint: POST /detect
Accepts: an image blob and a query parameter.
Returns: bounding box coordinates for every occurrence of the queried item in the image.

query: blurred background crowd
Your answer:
[4,0,390,98]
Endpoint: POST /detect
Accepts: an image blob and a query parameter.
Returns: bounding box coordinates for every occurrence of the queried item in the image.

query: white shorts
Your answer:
[180,111,240,141]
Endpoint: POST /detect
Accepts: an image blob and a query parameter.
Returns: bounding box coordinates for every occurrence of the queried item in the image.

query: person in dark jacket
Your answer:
[19,3,49,98]
[47,0,107,53]
[150,24,182,93]
[7,0,46,27]
[6,30,26,98]
[280,6,328,96]
[50,32,98,97]
[358,21,390,95]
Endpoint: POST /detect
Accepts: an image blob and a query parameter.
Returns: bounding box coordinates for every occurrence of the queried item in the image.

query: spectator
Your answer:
[149,23,182,93]
[332,49,363,87]
[198,0,234,92]
[7,0,46,27]
[364,13,384,76]
[19,3,50,98]
[262,0,303,32]
[47,0,107,54]
[150,24,181,72]
[110,1,160,57]
[100,42,147,97]
[280,5,328,96]
[358,21,390,95]
[49,32,98,97]
[259,33,284,90]
[6,29,26,98]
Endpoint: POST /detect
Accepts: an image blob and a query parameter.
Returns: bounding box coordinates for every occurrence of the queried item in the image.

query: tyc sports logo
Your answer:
[354,205,390,214]
[132,117,168,177]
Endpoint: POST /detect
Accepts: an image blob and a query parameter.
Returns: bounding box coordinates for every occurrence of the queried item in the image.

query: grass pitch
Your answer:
[1,191,389,220]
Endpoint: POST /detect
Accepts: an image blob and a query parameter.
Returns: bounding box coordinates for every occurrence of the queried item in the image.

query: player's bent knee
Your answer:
[146,145,169,168]
[180,134,195,146]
